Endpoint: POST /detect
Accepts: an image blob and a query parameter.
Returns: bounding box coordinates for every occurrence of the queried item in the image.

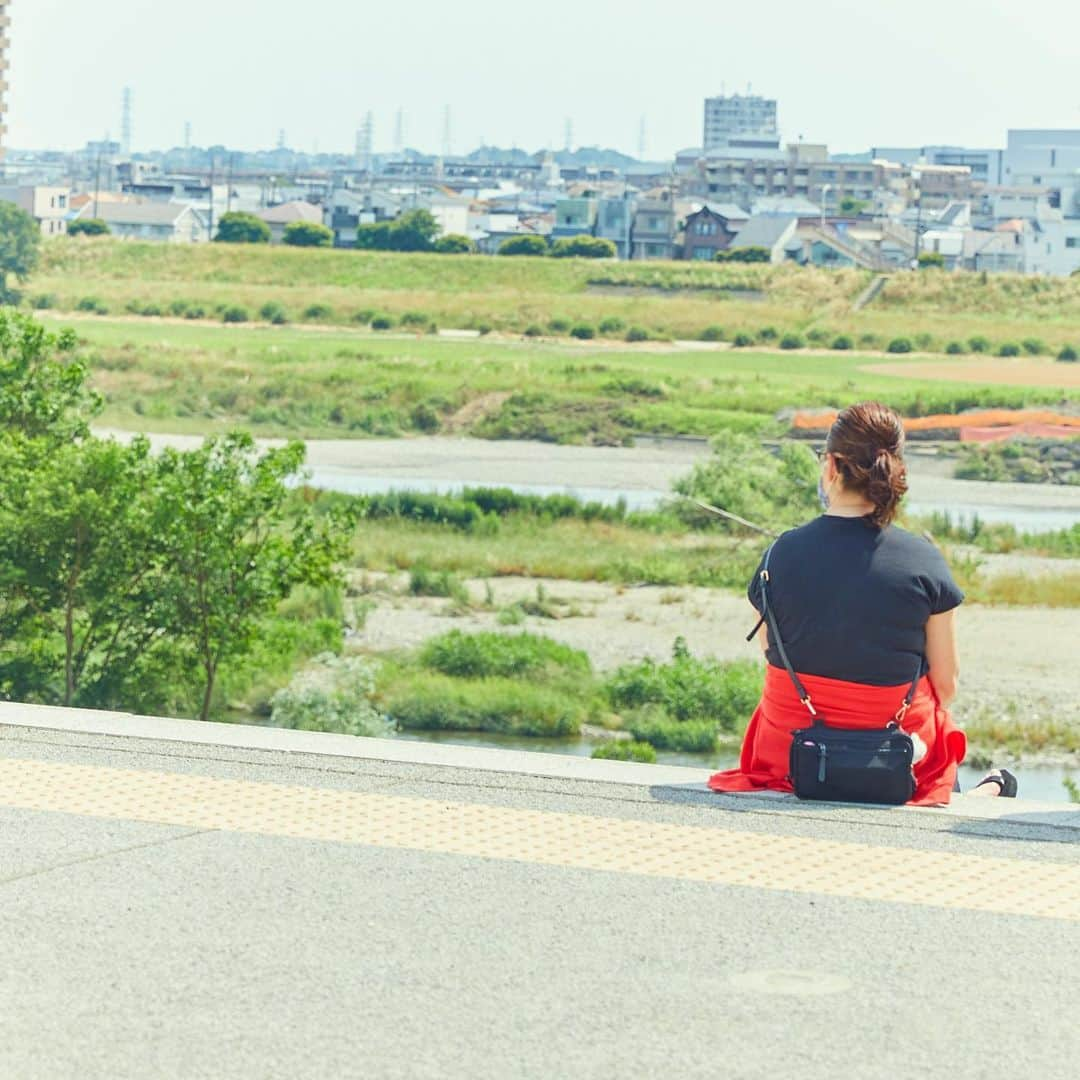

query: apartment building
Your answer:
[0,185,72,235]
[703,93,778,152]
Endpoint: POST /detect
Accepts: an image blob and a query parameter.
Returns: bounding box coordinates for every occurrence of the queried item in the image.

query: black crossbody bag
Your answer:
[749,541,919,805]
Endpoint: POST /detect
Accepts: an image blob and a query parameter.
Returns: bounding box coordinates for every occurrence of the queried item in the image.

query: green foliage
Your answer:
[968,335,991,353]
[1058,345,1078,362]
[570,323,596,340]
[0,201,41,300]
[222,305,249,323]
[259,301,289,324]
[997,341,1021,357]
[699,325,724,341]
[599,316,626,335]
[282,221,333,248]
[779,333,804,350]
[887,337,913,353]
[370,314,395,330]
[625,326,649,342]
[303,303,333,319]
[270,653,391,737]
[830,335,853,350]
[838,196,869,215]
[550,235,617,259]
[1021,337,1046,356]
[433,233,475,254]
[498,235,548,256]
[523,324,544,337]
[1064,776,1080,804]
[356,209,440,253]
[715,246,770,263]
[408,565,469,603]
[67,218,110,237]
[215,212,271,244]
[945,340,967,355]
[384,674,583,736]
[732,332,754,347]
[917,252,945,269]
[29,293,57,309]
[624,708,720,752]
[419,630,590,679]
[672,431,818,532]
[591,740,656,763]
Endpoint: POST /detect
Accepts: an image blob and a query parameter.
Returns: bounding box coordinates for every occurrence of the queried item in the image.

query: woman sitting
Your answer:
[708,401,1016,806]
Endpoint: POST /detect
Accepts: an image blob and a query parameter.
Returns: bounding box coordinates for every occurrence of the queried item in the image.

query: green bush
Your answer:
[1021,338,1046,356]
[303,303,333,320]
[830,335,853,350]
[625,707,719,752]
[29,294,57,310]
[625,326,649,342]
[433,233,475,254]
[408,565,469,603]
[184,305,206,319]
[550,235,617,259]
[757,326,778,341]
[968,335,991,353]
[283,221,333,248]
[419,630,590,679]
[699,325,725,342]
[400,310,430,328]
[945,341,967,355]
[731,332,754,347]
[141,303,162,317]
[353,308,375,325]
[498,235,548,256]
[68,218,110,238]
[222,305,249,323]
[259,301,289,324]
[570,323,596,340]
[598,316,626,335]
[779,334,804,350]
[371,315,395,330]
[997,341,1021,357]
[523,324,545,337]
[591,740,656,763]
[168,299,190,317]
[385,675,583,736]
[76,296,107,314]
[1058,345,1079,362]
[270,653,391,737]
[887,337,913,354]
[547,317,571,333]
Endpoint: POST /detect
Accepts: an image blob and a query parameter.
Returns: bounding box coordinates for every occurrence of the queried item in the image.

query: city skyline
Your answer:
[9,0,1080,158]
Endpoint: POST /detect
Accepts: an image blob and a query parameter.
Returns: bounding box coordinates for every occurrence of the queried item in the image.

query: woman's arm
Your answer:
[751,602,769,653]
[925,609,959,707]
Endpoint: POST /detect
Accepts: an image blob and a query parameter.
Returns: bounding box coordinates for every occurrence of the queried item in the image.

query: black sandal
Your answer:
[973,768,1018,798]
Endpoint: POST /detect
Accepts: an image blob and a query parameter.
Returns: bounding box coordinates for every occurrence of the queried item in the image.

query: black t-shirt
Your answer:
[748,515,964,687]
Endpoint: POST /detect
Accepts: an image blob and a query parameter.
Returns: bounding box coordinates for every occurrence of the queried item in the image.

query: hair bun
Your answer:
[826,402,909,527]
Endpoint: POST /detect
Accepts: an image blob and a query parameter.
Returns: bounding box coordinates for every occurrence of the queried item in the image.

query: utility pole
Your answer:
[93,150,103,218]
[208,154,216,241]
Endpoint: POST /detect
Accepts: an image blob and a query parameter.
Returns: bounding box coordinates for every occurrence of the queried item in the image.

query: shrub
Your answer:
[591,740,656,763]
[400,310,430,327]
[215,211,271,244]
[757,326,778,341]
[498,235,548,256]
[625,326,649,342]
[419,630,590,680]
[997,341,1021,357]
[475,322,493,336]
[548,317,571,333]
[914,332,933,350]
[805,328,829,344]
[408,565,468,604]
[598,316,626,335]
[779,334,804,350]
[732,332,754,347]
[1057,345,1078,362]
[259,301,289,324]
[523,324,545,337]
[716,246,770,263]
[570,323,596,340]
[184,305,206,319]
[625,707,719,752]
[917,251,945,269]
[830,335,853,350]
[352,308,376,325]
[887,337,913,354]
[283,221,333,247]
[1021,338,1046,356]
[371,315,395,330]
[221,305,249,323]
[168,299,190,317]
[67,218,110,237]
[945,341,967,355]
[409,403,441,433]
[270,654,391,737]
[433,233,475,254]
[968,335,991,353]
[76,296,107,314]
[385,675,584,736]
[550,235,617,259]
[303,303,333,319]
[141,303,162,317]
[29,293,57,309]
[699,325,725,342]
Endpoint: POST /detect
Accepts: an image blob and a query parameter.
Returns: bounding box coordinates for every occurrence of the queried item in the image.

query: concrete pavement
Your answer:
[1,703,1078,1080]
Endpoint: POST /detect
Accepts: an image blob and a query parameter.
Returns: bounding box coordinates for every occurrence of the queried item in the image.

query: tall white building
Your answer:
[703,93,778,152]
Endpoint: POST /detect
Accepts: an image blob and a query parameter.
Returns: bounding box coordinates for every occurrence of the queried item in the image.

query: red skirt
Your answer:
[708,665,967,806]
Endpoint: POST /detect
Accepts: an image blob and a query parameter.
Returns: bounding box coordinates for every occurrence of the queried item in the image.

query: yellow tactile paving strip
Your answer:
[1,757,1078,922]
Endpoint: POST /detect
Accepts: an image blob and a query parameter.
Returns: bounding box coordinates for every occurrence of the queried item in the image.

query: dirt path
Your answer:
[862,357,1080,387]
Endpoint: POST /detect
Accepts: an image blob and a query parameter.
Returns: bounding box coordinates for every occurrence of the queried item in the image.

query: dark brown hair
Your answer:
[825,401,908,527]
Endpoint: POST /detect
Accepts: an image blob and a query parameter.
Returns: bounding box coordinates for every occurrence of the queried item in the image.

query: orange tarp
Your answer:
[792,409,1080,433]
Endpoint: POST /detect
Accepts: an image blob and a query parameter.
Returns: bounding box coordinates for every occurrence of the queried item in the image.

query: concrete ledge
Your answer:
[2,701,1079,834]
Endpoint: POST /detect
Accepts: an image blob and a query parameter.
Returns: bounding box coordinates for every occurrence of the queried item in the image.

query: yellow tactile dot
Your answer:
[0,756,1077,922]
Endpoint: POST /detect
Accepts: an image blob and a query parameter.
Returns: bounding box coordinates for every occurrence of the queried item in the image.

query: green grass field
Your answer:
[65,318,1077,442]
[29,238,1080,354]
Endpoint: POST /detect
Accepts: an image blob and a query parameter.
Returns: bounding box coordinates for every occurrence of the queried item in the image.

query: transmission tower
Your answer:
[356,111,374,171]
[563,117,574,153]
[277,129,286,151]
[121,87,133,156]
[393,108,405,154]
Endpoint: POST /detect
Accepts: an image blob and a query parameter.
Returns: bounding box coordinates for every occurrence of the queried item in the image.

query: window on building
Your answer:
[1066,237,1080,248]
[692,247,714,260]
[58,195,67,208]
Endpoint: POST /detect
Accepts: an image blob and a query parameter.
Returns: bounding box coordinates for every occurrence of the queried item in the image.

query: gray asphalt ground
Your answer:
[2,722,1078,1080]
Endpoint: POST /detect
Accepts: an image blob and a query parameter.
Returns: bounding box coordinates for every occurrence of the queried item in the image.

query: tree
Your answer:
[215,212,271,244]
[497,235,548,256]
[839,196,869,215]
[715,246,770,263]
[0,201,41,302]
[917,251,945,269]
[150,433,352,722]
[355,210,441,252]
[355,222,394,250]
[67,218,111,237]
[0,310,99,442]
[433,233,475,254]
[550,236,616,259]
[283,221,333,247]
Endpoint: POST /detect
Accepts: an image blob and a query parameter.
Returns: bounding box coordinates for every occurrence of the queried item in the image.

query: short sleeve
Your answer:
[746,546,769,613]
[923,547,965,615]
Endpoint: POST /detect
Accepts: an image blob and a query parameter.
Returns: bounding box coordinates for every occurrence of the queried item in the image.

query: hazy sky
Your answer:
[9,0,1080,157]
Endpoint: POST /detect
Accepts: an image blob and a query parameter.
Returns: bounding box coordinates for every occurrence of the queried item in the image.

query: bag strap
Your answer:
[750,538,923,723]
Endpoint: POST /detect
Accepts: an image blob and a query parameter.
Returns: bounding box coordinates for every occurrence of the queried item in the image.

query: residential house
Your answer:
[76,200,209,242]
[630,196,676,260]
[550,197,597,240]
[595,197,633,258]
[257,200,324,243]
[325,188,403,248]
[680,203,746,260]
[0,184,72,235]
[730,214,799,263]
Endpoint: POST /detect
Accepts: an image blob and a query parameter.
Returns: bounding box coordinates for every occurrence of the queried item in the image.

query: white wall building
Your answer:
[703,94,778,152]
[0,185,72,235]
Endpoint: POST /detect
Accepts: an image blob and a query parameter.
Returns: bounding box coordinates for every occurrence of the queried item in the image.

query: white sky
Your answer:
[9,0,1080,157]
